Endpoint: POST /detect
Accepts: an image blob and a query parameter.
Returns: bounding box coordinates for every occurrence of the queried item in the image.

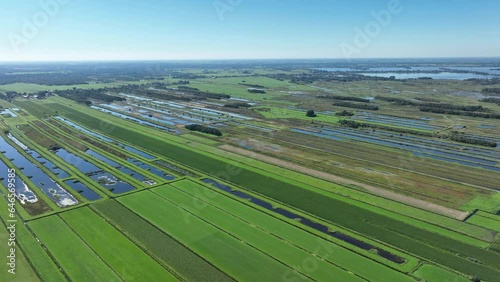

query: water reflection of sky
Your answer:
[0,136,77,207]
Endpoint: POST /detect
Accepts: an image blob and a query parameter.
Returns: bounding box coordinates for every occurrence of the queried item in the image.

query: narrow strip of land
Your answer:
[219,144,469,220]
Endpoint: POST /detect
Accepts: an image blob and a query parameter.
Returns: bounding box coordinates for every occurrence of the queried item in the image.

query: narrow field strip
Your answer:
[178,178,420,272]
[0,218,40,282]
[157,180,415,282]
[467,213,500,233]
[150,185,366,282]
[217,144,495,243]
[59,207,178,281]
[10,226,62,282]
[490,237,500,253]
[28,216,122,282]
[413,264,469,282]
[91,200,234,282]
[0,195,66,282]
[118,191,310,282]
[219,144,468,220]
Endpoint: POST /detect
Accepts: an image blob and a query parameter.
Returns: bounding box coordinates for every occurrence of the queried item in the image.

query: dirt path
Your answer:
[219,144,469,220]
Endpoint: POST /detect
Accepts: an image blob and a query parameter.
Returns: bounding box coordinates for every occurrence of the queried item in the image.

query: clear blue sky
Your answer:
[1,0,499,61]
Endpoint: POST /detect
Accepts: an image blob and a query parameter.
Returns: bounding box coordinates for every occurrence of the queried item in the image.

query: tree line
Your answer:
[224,102,252,109]
[317,95,370,103]
[177,86,230,99]
[449,134,497,147]
[248,88,266,94]
[53,89,125,105]
[333,102,379,111]
[185,124,222,136]
[482,88,500,95]
[419,108,500,119]
[376,96,484,111]
[339,120,497,147]
[335,110,355,116]
[238,83,266,88]
[480,98,500,105]
[338,119,433,136]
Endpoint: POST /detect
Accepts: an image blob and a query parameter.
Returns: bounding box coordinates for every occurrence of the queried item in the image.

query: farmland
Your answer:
[1,60,500,281]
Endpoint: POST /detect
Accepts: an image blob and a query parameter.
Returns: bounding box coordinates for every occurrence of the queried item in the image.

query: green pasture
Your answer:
[466,211,500,232]
[28,216,121,281]
[413,264,469,282]
[91,200,234,282]
[35,98,500,280]
[163,179,416,281]
[151,183,365,282]
[60,207,178,281]
[118,191,305,282]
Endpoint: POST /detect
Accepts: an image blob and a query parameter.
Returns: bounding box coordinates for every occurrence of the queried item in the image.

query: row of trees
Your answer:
[224,102,252,109]
[375,96,416,106]
[450,134,497,147]
[317,95,370,103]
[248,88,266,94]
[185,124,222,136]
[335,110,355,116]
[339,120,497,147]
[375,96,500,119]
[238,83,266,88]
[333,102,379,111]
[377,96,485,111]
[480,98,500,105]
[339,119,434,136]
[418,103,484,112]
[265,70,393,84]
[0,73,91,85]
[482,88,500,94]
[54,89,125,105]
[419,108,500,119]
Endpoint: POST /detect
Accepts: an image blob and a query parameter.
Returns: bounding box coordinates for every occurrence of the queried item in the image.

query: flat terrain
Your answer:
[1,61,500,281]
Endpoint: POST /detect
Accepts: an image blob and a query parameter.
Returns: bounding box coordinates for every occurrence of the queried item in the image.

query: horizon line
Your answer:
[2,56,500,64]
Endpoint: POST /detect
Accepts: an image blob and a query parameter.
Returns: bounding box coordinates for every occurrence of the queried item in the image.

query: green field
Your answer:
[163,179,416,281]
[0,197,41,282]
[59,207,178,281]
[91,200,234,282]
[491,236,500,253]
[3,62,500,282]
[33,99,500,281]
[189,76,312,101]
[467,211,500,232]
[118,190,308,281]
[0,81,156,93]
[28,216,121,282]
[413,264,469,282]
[151,183,366,282]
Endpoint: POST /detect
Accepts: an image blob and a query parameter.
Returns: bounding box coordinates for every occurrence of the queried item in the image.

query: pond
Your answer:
[89,171,135,194]
[55,116,156,159]
[0,158,37,204]
[64,179,101,201]
[0,136,77,207]
[91,106,174,132]
[54,148,101,175]
[8,132,71,179]
[127,158,175,180]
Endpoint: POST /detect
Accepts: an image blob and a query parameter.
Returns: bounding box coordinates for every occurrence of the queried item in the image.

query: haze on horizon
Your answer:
[1,0,500,62]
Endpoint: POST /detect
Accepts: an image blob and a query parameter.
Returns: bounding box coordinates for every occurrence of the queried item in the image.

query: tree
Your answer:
[306,110,317,117]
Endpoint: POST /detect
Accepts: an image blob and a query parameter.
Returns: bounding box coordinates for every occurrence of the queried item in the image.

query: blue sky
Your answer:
[1,0,499,61]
